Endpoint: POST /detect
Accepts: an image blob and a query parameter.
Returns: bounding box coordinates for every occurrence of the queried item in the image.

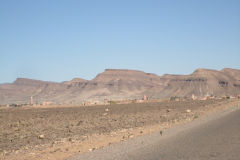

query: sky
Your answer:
[0,0,240,83]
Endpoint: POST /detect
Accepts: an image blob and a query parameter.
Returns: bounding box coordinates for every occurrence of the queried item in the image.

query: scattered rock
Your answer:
[38,135,45,139]
[14,127,20,131]
[1,98,227,158]
[20,135,25,139]
[54,148,61,152]
[52,141,57,145]
[3,150,8,155]
[128,134,134,138]
[88,148,96,152]
[77,120,83,126]
[193,115,199,119]
[111,131,117,135]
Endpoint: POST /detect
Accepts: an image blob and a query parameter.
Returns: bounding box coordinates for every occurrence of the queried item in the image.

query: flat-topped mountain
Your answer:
[93,69,159,82]
[0,68,240,105]
[13,78,55,86]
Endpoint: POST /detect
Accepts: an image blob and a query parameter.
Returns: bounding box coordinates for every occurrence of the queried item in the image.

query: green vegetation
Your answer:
[131,99,137,103]
[109,101,117,105]
[170,96,180,101]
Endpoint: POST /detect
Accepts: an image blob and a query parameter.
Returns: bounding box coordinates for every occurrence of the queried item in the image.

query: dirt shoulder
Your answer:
[1,99,239,160]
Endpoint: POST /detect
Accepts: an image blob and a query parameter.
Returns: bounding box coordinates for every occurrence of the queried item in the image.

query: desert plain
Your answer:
[1,98,239,160]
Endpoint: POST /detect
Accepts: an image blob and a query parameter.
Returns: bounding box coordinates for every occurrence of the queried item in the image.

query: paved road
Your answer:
[70,106,240,160]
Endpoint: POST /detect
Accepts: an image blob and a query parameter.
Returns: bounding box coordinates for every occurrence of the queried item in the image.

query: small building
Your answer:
[143,95,148,101]
[42,101,53,106]
[104,99,110,105]
[30,96,33,105]
[191,94,197,100]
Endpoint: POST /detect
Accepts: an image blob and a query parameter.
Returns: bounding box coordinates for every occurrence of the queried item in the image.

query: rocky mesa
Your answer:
[0,68,240,105]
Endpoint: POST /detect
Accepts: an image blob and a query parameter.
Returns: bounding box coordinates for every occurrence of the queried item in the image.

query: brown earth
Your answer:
[1,99,239,160]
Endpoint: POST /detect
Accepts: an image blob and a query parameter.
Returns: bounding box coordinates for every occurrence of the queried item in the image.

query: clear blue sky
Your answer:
[0,0,240,83]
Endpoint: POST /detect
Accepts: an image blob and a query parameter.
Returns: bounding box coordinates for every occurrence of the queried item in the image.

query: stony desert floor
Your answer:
[1,99,239,160]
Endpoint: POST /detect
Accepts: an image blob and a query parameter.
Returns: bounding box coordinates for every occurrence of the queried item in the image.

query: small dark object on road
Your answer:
[160,130,163,136]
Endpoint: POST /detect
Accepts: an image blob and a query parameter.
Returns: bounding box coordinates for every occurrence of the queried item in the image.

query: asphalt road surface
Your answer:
[70,106,240,160]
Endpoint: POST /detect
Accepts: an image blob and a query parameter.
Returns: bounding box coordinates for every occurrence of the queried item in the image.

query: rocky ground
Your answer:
[0,99,239,160]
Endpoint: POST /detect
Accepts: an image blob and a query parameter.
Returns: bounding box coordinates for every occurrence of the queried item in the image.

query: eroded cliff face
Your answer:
[0,68,240,104]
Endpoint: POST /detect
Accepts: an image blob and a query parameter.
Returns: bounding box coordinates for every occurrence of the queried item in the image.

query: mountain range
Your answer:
[0,68,240,105]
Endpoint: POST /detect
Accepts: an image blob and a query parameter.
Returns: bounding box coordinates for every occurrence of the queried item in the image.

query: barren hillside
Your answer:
[0,68,240,104]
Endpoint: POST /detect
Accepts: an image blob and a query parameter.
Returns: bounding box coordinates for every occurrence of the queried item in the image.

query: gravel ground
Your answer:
[0,99,236,159]
[70,102,240,160]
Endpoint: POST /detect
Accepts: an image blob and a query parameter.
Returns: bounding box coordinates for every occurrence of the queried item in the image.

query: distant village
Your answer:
[1,94,240,108]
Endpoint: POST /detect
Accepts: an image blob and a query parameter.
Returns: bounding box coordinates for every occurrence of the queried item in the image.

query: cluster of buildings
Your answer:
[1,94,240,108]
[170,94,240,102]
